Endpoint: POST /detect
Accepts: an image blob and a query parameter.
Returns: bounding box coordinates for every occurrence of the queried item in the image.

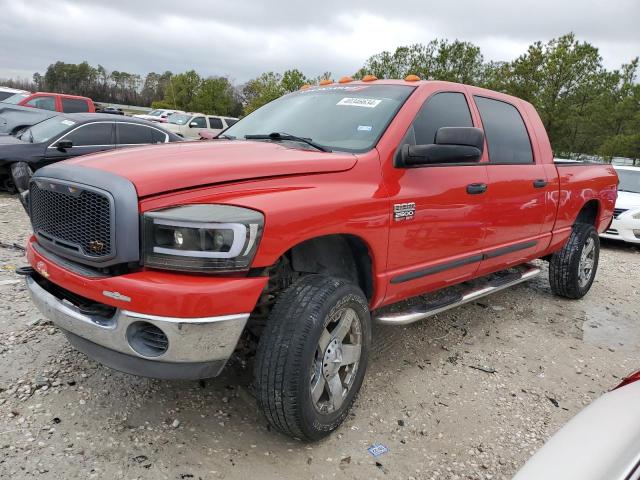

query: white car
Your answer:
[133,108,183,123]
[0,86,29,102]
[161,112,238,139]
[514,370,640,480]
[600,166,640,244]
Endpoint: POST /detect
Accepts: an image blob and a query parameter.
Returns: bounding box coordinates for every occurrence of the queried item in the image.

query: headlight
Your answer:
[142,204,264,273]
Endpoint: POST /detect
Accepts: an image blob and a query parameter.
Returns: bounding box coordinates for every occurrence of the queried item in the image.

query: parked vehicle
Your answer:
[21,79,617,441]
[133,108,183,123]
[0,103,58,136]
[1,91,95,113]
[162,112,237,139]
[0,86,29,102]
[600,166,640,244]
[514,370,640,480]
[97,106,125,116]
[0,113,182,193]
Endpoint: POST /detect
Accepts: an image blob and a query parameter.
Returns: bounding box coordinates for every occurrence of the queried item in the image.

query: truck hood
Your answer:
[64,140,358,197]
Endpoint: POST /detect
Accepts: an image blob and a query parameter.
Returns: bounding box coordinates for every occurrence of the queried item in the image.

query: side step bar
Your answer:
[375,263,541,325]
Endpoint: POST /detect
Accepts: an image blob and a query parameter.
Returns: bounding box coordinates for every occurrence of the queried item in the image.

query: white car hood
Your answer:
[514,381,640,480]
[616,190,640,210]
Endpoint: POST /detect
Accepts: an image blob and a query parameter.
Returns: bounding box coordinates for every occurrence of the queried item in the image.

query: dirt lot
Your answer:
[1,191,639,480]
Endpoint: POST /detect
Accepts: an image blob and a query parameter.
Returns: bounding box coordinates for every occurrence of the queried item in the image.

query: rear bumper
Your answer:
[26,275,249,379]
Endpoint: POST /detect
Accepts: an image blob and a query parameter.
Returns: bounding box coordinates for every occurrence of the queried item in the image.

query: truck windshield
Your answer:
[224,84,415,153]
[18,116,76,143]
[168,114,192,125]
[1,93,30,104]
[617,169,640,194]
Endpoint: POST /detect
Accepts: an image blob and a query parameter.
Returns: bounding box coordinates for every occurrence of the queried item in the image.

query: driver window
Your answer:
[409,92,473,145]
[191,117,206,128]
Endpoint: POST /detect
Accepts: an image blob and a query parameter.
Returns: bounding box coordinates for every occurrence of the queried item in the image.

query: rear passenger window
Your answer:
[151,128,167,144]
[62,98,89,113]
[474,96,533,164]
[208,117,224,129]
[65,123,113,146]
[118,124,154,144]
[412,92,473,145]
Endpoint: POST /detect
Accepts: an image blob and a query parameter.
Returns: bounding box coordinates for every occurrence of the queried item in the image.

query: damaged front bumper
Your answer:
[26,274,250,380]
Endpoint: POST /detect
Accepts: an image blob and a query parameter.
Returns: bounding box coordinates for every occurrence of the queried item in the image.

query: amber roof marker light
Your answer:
[362,75,378,82]
[299,84,311,90]
[404,74,421,81]
[338,76,354,83]
[319,79,333,86]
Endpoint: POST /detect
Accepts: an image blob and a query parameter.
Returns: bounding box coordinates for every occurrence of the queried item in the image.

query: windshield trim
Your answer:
[225,85,417,154]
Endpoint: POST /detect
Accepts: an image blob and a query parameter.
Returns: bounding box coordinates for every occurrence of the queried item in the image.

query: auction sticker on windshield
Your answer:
[337,97,382,108]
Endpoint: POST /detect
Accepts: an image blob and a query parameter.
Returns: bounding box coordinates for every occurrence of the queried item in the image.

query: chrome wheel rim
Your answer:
[578,237,596,288]
[310,307,362,414]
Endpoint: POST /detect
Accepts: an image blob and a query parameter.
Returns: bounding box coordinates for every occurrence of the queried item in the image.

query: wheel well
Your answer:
[287,234,374,300]
[575,200,599,226]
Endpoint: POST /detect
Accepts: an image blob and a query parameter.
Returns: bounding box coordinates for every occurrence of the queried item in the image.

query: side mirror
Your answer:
[189,121,199,128]
[397,127,484,167]
[56,140,73,151]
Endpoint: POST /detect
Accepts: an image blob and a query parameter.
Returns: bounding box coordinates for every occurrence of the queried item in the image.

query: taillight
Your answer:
[613,369,640,390]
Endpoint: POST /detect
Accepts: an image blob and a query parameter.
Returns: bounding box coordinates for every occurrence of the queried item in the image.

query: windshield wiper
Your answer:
[218,133,236,140]
[244,132,331,152]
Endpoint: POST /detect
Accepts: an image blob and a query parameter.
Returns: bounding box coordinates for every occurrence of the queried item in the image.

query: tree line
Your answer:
[1,33,638,160]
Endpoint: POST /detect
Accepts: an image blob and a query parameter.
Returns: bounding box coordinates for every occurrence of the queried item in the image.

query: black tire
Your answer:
[254,274,371,441]
[10,162,33,193]
[549,223,600,299]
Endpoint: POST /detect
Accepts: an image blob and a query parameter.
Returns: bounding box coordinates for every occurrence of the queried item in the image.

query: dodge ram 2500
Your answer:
[21,78,618,440]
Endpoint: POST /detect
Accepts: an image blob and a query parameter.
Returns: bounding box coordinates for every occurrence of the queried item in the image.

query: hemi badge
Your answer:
[102,290,131,302]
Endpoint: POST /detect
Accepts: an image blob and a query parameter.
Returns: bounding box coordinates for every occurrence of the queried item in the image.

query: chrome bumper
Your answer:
[26,276,249,379]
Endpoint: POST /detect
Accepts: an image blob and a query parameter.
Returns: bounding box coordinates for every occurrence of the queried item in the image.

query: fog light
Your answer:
[633,229,640,239]
[126,321,169,357]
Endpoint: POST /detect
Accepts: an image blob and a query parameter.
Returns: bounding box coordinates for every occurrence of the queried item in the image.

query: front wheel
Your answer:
[254,275,371,441]
[549,223,600,299]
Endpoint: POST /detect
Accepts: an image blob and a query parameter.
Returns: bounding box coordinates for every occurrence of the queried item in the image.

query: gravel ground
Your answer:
[1,191,639,480]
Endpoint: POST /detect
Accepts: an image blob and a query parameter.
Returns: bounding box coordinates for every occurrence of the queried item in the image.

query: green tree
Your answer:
[192,76,243,116]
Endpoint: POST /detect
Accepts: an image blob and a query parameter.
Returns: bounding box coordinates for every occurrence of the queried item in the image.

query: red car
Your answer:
[22,77,617,441]
[2,91,95,113]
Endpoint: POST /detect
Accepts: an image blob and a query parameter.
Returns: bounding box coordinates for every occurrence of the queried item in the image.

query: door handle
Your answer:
[533,179,548,188]
[466,183,488,195]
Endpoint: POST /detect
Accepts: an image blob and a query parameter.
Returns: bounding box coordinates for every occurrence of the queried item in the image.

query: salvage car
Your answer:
[0,103,58,136]
[0,113,182,192]
[162,112,236,139]
[133,108,183,123]
[21,78,617,441]
[600,165,640,244]
[2,91,96,113]
[514,369,640,480]
[0,86,29,101]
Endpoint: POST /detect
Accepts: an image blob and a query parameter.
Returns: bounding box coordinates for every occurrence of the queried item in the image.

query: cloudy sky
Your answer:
[1,0,638,83]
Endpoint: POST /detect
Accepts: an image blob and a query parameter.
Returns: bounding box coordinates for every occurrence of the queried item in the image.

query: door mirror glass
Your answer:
[56,140,73,150]
[398,127,484,167]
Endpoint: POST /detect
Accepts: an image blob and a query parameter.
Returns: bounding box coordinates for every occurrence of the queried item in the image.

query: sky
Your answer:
[1,0,639,84]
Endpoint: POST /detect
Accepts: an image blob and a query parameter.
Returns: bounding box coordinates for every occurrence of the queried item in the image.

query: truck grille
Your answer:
[613,208,628,219]
[30,181,114,259]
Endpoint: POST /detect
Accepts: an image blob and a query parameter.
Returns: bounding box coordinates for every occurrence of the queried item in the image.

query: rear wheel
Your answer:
[254,275,371,441]
[549,223,600,299]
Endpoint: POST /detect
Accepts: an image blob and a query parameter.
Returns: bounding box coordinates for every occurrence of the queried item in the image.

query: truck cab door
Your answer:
[382,90,489,304]
[470,95,550,275]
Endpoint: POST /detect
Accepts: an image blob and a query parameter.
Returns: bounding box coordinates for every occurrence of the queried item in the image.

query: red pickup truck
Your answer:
[3,91,95,113]
[22,78,617,441]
